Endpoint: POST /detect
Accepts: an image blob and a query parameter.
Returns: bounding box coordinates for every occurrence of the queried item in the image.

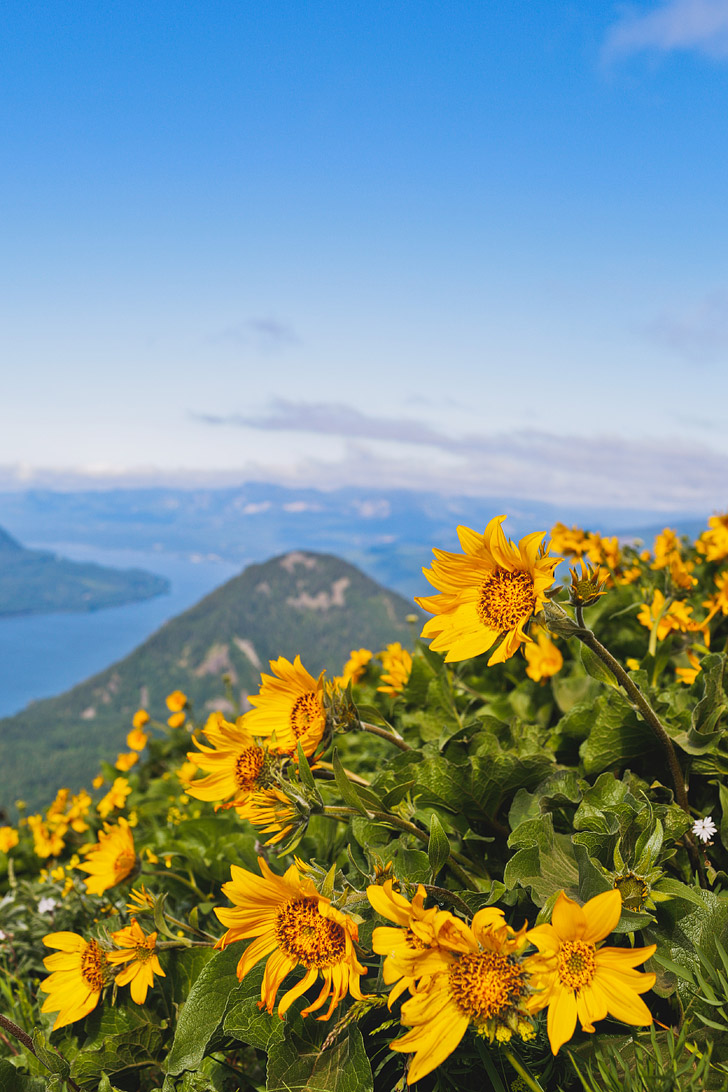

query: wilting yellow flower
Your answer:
[27,814,66,859]
[107,919,165,1004]
[126,726,148,751]
[77,818,136,896]
[524,628,563,682]
[526,890,655,1055]
[415,516,560,665]
[166,690,188,712]
[244,788,298,845]
[245,656,327,758]
[132,708,150,729]
[115,751,139,772]
[698,514,728,562]
[334,647,373,688]
[676,650,702,685]
[126,885,155,913]
[377,643,413,696]
[0,826,19,853]
[215,856,365,1019]
[549,522,589,558]
[382,903,537,1083]
[40,932,110,1029]
[184,712,270,812]
[369,880,443,1005]
[96,776,132,819]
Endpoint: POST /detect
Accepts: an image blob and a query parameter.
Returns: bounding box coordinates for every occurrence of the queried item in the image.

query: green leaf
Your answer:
[427,812,451,876]
[579,690,656,775]
[70,1019,164,1085]
[579,644,619,688]
[165,943,247,1076]
[297,743,323,803]
[267,1023,373,1092]
[222,961,288,1051]
[504,813,579,905]
[332,748,371,817]
[0,1060,46,1092]
[30,1029,70,1078]
[673,652,728,755]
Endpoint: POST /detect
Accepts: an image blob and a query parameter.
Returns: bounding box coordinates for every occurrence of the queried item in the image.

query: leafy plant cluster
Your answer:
[2,516,728,1090]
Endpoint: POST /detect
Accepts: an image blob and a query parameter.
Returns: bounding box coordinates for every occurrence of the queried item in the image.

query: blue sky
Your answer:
[2,1,728,511]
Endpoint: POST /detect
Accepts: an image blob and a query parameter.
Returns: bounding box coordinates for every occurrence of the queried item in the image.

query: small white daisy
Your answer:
[38,896,58,915]
[692,815,718,843]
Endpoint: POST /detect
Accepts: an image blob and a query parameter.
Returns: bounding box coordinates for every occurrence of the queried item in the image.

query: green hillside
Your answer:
[0,550,419,811]
[0,523,169,616]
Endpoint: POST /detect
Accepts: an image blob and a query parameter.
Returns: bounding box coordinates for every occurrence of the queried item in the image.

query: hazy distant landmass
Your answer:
[0,524,169,617]
[0,550,420,811]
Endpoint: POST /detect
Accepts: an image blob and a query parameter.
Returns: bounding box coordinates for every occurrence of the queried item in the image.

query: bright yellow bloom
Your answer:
[107,919,165,1004]
[415,516,560,665]
[637,589,708,642]
[126,726,148,751]
[40,932,110,1030]
[704,570,728,618]
[132,708,150,729]
[524,628,563,682]
[377,643,412,696]
[526,890,655,1055]
[184,712,270,812]
[382,903,536,1084]
[92,774,105,790]
[549,522,589,558]
[0,826,19,852]
[27,814,67,859]
[77,818,136,896]
[168,711,186,728]
[698,514,728,562]
[215,856,365,1019]
[585,533,621,573]
[96,777,132,819]
[334,647,373,688]
[626,658,641,672]
[115,751,139,772]
[245,656,327,758]
[651,528,682,569]
[368,880,443,1005]
[166,690,188,712]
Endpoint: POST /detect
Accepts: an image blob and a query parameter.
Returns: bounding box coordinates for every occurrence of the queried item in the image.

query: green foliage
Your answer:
[568,1026,725,1092]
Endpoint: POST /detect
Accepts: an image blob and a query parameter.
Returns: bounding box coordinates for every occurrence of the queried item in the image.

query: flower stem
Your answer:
[573,615,706,885]
[359,721,411,752]
[321,806,478,890]
[502,1047,545,1092]
[0,1014,81,1091]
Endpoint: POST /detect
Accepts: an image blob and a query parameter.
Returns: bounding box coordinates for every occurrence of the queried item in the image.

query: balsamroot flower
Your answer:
[215,856,365,1019]
[40,931,110,1029]
[524,627,563,682]
[526,890,655,1055]
[184,712,270,812]
[379,902,537,1084]
[377,643,412,696]
[415,516,560,665]
[108,918,165,1004]
[78,817,137,895]
[368,880,444,1005]
[245,656,327,758]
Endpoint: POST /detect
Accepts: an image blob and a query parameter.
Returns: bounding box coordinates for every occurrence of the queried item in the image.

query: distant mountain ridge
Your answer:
[0,550,419,811]
[0,523,169,617]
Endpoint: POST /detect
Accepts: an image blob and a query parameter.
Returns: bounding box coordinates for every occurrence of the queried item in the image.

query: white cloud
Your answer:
[605,0,728,59]
[640,290,728,362]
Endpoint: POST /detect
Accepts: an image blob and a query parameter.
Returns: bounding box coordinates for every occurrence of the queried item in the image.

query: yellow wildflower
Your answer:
[126,726,148,751]
[637,589,708,642]
[108,919,165,1004]
[334,648,373,688]
[28,814,67,859]
[77,818,136,896]
[132,708,150,729]
[96,777,132,819]
[245,656,327,758]
[115,752,139,773]
[184,712,270,812]
[368,880,443,1005]
[40,932,110,1030]
[377,642,413,696]
[415,516,560,665]
[215,856,365,1019]
[526,890,655,1055]
[0,826,19,853]
[549,522,589,558]
[92,774,105,790]
[524,628,563,682]
[698,514,728,562]
[676,651,702,685]
[167,711,186,728]
[166,690,188,712]
[243,788,298,845]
